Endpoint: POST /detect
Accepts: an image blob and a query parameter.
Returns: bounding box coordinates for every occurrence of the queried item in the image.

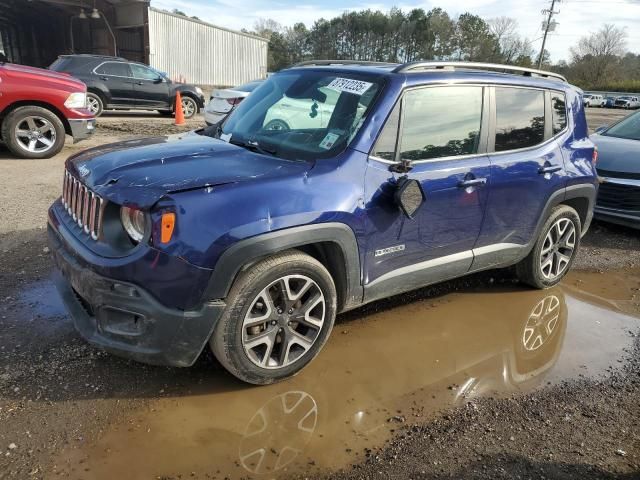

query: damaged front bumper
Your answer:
[48,211,225,367]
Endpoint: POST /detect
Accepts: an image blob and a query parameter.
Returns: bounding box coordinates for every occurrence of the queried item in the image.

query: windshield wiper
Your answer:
[229,138,277,157]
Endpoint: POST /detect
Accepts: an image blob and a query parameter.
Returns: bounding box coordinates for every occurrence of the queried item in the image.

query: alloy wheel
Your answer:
[181,97,196,118]
[87,96,101,115]
[242,275,326,369]
[14,116,56,154]
[539,218,576,281]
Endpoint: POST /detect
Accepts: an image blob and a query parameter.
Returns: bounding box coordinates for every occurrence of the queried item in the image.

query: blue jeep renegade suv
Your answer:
[48,61,597,384]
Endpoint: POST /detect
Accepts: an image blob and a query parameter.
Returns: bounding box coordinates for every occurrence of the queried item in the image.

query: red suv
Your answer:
[0,62,95,159]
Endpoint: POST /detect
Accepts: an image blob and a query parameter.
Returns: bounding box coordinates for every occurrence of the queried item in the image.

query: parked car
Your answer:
[0,62,94,159]
[204,80,263,126]
[613,96,640,109]
[604,96,618,108]
[48,60,597,385]
[583,94,605,107]
[592,110,640,229]
[49,54,205,118]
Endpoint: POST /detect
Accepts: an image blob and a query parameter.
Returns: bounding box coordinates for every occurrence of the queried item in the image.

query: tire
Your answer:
[516,205,581,289]
[86,92,104,117]
[180,95,198,119]
[1,106,66,159]
[210,250,337,385]
[263,119,290,131]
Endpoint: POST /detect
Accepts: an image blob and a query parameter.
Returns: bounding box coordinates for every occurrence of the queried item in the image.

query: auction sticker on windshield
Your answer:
[319,132,340,150]
[326,78,373,96]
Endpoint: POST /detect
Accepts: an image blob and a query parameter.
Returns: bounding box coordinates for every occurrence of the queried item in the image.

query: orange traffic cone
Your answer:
[174,91,185,126]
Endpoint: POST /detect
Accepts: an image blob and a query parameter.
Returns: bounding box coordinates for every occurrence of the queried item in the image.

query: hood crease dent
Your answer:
[66,133,313,208]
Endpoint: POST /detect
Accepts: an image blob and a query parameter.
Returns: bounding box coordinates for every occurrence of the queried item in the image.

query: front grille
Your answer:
[62,170,105,240]
[597,182,640,212]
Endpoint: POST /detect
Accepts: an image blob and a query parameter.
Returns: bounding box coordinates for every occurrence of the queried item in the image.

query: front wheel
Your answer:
[210,250,337,385]
[180,95,198,119]
[516,205,581,289]
[1,106,66,159]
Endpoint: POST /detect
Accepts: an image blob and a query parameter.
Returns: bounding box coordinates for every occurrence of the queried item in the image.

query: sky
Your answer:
[151,0,640,62]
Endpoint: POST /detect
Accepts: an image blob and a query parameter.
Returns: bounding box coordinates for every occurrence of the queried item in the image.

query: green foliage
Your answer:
[251,9,533,72]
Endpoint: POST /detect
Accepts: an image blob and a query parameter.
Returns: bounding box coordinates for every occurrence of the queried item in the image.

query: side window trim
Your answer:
[370,84,490,165]
[92,61,133,79]
[544,90,553,141]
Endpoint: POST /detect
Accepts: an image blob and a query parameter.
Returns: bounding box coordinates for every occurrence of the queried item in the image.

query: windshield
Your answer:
[235,80,263,92]
[603,111,640,141]
[214,70,384,160]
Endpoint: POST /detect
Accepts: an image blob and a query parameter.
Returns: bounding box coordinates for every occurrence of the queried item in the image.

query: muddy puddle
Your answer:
[48,269,640,479]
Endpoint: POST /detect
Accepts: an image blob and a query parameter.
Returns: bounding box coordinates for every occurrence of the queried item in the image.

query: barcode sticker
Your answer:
[326,78,373,96]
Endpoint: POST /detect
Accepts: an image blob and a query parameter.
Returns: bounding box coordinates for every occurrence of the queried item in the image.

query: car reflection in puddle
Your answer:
[51,271,640,480]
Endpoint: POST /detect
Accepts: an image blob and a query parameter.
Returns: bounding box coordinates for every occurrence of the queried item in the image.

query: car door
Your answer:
[472,86,568,271]
[363,85,491,303]
[130,64,171,108]
[93,61,135,106]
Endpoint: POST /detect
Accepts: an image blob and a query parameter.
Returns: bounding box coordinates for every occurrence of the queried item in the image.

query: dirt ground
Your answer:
[0,108,639,480]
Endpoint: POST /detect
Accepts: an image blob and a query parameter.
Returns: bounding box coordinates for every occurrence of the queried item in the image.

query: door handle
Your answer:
[136,81,144,85]
[458,177,487,188]
[100,76,108,81]
[538,165,562,174]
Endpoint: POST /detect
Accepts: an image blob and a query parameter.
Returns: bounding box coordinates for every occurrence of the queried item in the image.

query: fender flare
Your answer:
[202,222,363,310]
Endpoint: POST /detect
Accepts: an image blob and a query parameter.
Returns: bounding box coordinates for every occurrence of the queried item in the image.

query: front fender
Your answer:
[202,222,363,309]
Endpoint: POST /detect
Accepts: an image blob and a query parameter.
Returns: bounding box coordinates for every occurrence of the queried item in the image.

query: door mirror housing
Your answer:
[394,176,425,219]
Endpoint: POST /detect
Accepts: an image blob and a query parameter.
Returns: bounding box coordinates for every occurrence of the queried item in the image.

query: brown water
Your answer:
[50,270,640,479]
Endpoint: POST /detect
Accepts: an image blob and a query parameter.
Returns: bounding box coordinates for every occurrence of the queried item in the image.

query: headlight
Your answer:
[64,92,87,109]
[120,206,146,243]
[195,86,203,96]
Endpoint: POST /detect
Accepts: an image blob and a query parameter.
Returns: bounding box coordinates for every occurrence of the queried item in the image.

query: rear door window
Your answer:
[95,62,132,77]
[494,88,545,152]
[131,64,160,80]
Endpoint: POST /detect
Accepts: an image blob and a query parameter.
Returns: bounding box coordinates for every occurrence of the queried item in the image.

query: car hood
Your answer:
[66,132,313,207]
[592,134,640,175]
[2,63,84,89]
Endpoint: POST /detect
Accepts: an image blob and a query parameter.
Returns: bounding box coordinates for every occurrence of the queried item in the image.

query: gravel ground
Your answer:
[0,108,639,479]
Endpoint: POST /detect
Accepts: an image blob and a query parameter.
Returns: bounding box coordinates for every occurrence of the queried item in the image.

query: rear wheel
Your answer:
[1,106,66,159]
[86,92,104,117]
[516,205,581,289]
[210,250,337,385]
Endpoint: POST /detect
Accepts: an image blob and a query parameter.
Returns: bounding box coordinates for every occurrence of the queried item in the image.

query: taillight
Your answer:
[225,97,243,106]
[592,147,598,166]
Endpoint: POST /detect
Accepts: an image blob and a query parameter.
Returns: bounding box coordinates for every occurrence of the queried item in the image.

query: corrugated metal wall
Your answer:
[148,8,268,87]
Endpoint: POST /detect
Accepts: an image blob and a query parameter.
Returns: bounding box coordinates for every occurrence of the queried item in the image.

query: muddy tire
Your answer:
[1,106,66,159]
[210,250,337,385]
[516,205,581,289]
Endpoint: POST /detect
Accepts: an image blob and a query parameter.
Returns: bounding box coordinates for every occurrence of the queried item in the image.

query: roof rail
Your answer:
[292,60,397,68]
[393,61,567,82]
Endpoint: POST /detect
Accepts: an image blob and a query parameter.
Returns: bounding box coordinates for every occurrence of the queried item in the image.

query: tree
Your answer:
[569,24,627,86]
[488,17,534,65]
[455,13,499,61]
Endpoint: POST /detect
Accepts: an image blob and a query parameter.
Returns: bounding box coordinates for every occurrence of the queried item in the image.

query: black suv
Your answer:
[49,55,205,118]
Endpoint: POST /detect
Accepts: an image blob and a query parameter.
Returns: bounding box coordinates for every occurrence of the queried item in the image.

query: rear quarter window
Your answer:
[551,93,567,135]
[495,87,545,152]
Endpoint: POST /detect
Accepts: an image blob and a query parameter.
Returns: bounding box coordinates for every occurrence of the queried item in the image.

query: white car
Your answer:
[614,96,640,109]
[262,86,367,131]
[204,80,263,126]
[583,94,605,108]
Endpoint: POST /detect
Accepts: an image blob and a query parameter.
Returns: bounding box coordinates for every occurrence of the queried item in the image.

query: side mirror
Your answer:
[153,76,164,84]
[595,125,607,134]
[394,177,425,219]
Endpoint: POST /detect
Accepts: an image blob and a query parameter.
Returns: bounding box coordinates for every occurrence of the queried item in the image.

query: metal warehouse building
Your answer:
[0,0,268,86]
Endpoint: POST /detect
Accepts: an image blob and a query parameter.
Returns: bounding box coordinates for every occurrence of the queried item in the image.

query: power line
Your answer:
[537,0,561,68]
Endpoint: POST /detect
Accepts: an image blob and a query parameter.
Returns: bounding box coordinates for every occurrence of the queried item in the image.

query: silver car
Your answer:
[592,110,640,229]
[204,80,263,126]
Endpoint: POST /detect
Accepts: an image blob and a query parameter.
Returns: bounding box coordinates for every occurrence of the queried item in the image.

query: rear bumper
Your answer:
[204,109,228,126]
[48,212,225,367]
[68,118,96,143]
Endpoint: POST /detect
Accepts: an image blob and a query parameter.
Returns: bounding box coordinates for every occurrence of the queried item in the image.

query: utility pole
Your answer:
[537,0,560,69]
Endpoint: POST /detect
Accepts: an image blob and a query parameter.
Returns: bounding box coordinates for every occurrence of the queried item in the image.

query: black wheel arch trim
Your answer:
[203,223,363,311]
